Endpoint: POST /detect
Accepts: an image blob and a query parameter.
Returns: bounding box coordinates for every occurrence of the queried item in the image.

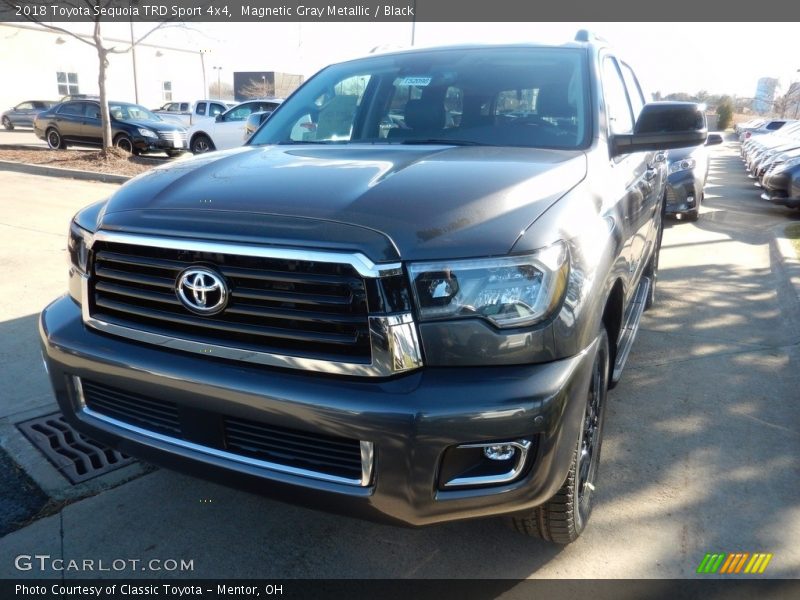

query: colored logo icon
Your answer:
[697,552,773,574]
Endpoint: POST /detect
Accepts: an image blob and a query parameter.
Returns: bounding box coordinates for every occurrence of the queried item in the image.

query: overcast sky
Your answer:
[100,21,800,99]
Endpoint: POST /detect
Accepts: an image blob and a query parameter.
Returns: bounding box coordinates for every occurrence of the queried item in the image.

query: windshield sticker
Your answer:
[398,77,432,87]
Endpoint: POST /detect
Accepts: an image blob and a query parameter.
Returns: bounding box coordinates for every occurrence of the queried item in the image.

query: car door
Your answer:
[213,102,256,149]
[601,56,655,300]
[12,102,35,126]
[619,61,663,267]
[53,102,85,141]
[79,102,103,145]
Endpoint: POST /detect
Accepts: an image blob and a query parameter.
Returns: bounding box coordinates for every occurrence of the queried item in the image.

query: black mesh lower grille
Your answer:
[79,379,363,483]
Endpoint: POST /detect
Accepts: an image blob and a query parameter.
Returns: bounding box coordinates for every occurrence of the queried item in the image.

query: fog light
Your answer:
[483,444,516,461]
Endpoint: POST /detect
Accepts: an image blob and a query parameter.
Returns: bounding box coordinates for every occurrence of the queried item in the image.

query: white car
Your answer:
[188,99,282,154]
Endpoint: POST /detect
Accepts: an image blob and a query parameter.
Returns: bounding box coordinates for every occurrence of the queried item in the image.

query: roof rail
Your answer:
[575,30,607,43]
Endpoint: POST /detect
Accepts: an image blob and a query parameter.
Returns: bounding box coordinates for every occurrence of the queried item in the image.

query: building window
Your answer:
[162,81,172,102]
[57,72,79,97]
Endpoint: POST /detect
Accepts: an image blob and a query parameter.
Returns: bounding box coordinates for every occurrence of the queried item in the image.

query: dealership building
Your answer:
[0,23,205,111]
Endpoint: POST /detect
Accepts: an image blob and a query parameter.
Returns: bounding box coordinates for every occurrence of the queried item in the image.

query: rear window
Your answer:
[251,47,590,150]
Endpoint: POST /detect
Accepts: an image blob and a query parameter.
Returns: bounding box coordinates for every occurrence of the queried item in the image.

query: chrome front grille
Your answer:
[82,232,423,376]
[88,240,372,363]
[157,130,188,143]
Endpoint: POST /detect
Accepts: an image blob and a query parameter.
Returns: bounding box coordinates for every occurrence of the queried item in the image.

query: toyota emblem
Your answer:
[176,267,228,315]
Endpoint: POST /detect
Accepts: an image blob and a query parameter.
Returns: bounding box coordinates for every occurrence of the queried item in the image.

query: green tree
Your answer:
[716,96,734,131]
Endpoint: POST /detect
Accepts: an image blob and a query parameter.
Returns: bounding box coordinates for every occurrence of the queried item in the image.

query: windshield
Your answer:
[110,103,162,122]
[250,47,590,150]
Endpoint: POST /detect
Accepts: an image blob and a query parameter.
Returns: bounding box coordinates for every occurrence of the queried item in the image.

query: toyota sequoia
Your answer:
[40,32,706,543]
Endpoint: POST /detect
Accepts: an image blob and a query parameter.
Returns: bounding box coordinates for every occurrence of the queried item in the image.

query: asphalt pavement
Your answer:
[0,140,798,580]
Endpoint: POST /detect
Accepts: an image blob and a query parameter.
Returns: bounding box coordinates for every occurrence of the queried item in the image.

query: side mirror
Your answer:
[705,133,724,146]
[611,102,707,157]
[215,114,223,122]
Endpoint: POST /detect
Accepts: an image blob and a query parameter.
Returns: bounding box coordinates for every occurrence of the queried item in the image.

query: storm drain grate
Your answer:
[16,412,136,484]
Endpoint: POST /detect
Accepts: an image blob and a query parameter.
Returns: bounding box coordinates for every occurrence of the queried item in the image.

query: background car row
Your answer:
[739,119,800,211]
[4,96,284,158]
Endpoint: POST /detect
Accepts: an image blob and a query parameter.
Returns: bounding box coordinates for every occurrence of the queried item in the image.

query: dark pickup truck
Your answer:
[40,32,706,543]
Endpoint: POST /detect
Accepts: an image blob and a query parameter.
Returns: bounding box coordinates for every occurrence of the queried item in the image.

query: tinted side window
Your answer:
[619,63,646,123]
[57,102,83,116]
[766,121,785,130]
[196,103,206,116]
[601,57,634,135]
[84,103,101,119]
[210,103,226,116]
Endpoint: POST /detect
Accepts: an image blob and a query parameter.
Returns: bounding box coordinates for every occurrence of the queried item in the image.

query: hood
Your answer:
[120,119,185,132]
[99,144,586,262]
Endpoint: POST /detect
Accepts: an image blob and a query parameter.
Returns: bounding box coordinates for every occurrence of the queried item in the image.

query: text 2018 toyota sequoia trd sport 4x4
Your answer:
[40,32,706,543]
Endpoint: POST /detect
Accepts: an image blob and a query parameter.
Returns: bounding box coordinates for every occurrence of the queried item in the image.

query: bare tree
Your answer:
[2,0,178,156]
[208,81,235,101]
[239,78,275,99]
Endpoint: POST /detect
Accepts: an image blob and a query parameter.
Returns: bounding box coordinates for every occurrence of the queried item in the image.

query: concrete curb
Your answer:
[0,160,130,184]
[772,222,800,304]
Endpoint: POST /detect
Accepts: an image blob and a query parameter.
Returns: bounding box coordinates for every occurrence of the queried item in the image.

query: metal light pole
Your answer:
[199,50,210,98]
[212,66,222,99]
[129,1,139,103]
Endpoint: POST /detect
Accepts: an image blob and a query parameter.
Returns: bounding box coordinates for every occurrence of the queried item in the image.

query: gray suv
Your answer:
[40,32,705,543]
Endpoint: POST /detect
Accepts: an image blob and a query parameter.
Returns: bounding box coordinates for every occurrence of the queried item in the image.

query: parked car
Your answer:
[243,110,274,140]
[758,146,800,187]
[738,119,792,141]
[760,154,800,210]
[34,100,188,156]
[153,100,231,127]
[40,35,705,544]
[188,99,282,153]
[665,133,723,221]
[2,100,57,130]
[734,118,763,136]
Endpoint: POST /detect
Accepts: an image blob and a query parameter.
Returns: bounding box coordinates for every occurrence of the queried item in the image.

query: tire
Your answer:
[2,117,13,131]
[191,134,214,154]
[46,127,66,150]
[114,135,134,154]
[510,328,610,544]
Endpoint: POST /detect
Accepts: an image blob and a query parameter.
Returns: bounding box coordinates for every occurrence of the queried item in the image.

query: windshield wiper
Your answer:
[276,140,332,145]
[399,139,488,146]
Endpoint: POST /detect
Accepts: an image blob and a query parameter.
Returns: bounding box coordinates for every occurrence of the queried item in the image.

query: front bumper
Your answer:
[133,137,188,154]
[761,169,800,208]
[665,170,703,216]
[40,296,596,526]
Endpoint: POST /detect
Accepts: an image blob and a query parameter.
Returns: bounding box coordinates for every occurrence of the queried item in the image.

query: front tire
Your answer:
[510,328,610,544]
[191,134,214,154]
[114,134,134,154]
[2,117,13,131]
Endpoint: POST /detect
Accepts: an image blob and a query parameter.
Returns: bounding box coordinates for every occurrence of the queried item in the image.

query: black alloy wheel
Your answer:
[191,134,214,154]
[46,128,65,150]
[511,328,610,544]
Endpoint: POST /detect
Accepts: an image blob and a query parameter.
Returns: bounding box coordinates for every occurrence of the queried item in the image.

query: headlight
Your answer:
[138,128,158,138]
[68,221,91,274]
[669,158,696,174]
[408,241,569,329]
